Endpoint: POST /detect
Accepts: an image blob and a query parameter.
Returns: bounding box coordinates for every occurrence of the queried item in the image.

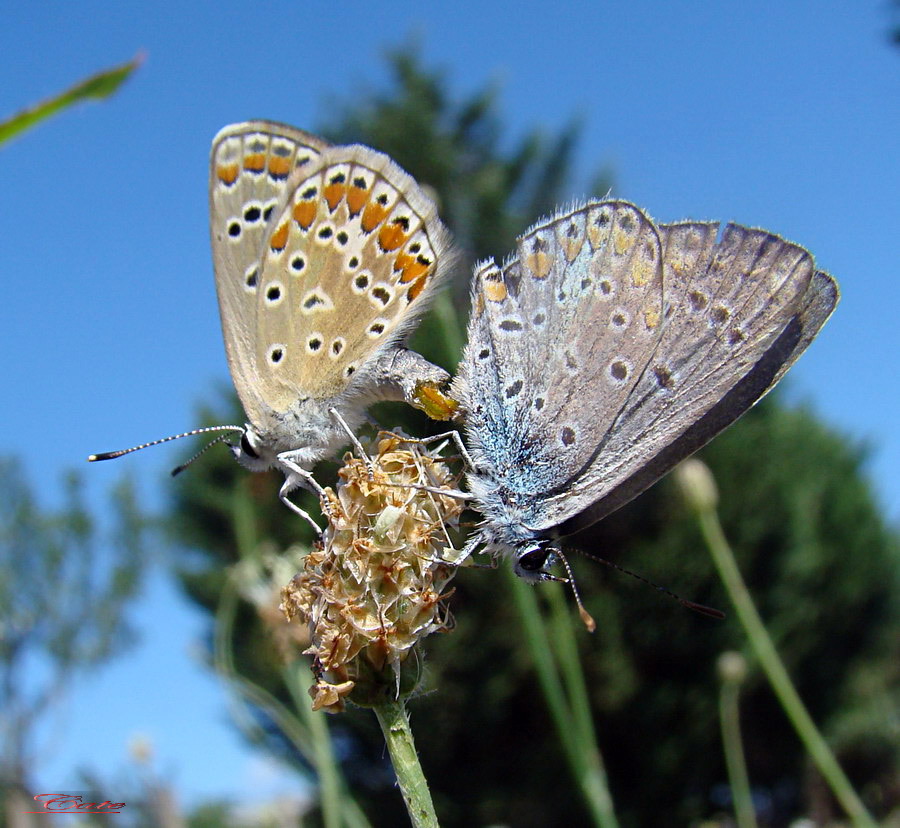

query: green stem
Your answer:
[283,661,344,828]
[696,506,875,827]
[719,679,756,828]
[0,54,142,145]
[508,570,618,828]
[372,698,439,828]
[546,585,619,828]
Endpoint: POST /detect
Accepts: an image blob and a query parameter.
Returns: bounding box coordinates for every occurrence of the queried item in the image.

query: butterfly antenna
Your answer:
[88,425,245,463]
[554,549,597,632]
[574,549,725,620]
[170,433,239,477]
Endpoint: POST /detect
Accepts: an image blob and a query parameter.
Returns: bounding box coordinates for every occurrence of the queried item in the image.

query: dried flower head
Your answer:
[281,433,466,713]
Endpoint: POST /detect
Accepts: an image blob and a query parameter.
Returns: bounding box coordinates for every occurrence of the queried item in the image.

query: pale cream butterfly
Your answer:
[90,121,458,530]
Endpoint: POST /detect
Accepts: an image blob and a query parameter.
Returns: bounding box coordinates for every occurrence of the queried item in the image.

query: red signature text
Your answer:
[26,793,126,814]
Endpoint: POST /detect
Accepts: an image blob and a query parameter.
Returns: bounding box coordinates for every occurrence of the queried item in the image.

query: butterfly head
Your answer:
[230,425,278,473]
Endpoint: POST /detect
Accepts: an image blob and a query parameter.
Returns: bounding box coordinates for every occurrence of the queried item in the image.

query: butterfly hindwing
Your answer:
[537,218,838,534]
[252,145,454,410]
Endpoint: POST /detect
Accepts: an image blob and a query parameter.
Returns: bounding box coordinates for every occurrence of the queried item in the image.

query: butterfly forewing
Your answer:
[209,122,328,421]
[535,218,837,533]
[252,145,453,409]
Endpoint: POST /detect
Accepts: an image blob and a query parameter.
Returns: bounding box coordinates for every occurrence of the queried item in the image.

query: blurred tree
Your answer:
[0,460,146,824]
[169,47,900,827]
[320,45,610,376]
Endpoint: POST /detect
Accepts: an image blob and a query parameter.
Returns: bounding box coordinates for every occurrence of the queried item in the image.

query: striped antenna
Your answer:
[170,433,238,476]
[87,425,246,463]
[573,548,725,620]
[554,548,597,632]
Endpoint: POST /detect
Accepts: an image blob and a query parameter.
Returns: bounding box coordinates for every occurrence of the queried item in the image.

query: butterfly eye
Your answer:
[517,545,549,572]
[239,432,260,460]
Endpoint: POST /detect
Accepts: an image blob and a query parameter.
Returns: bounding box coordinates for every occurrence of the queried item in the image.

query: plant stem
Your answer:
[546,585,619,828]
[284,661,344,828]
[508,570,619,828]
[696,502,875,827]
[373,698,439,828]
[719,678,757,828]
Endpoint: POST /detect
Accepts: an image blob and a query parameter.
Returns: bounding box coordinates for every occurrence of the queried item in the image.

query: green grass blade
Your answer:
[507,569,619,828]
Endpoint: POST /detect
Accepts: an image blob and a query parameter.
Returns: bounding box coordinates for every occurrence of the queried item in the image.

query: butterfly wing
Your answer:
[456,201,665,502]
[555,265,839,536]
[249,144,454,414]
[209,121,329,423]
[456,200,838,540]
[534,217,839,535]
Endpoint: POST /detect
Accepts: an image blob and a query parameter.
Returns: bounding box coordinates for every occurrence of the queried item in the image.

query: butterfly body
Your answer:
[454,200,838,579]
[231,399,359,471]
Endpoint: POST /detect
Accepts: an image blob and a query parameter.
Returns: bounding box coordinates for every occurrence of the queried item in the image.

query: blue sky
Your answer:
[2,0,898,812]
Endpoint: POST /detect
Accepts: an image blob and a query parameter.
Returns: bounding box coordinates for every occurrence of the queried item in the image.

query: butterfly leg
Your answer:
[328,407,375,479]
[378,429,477,471]
[378,478,473,501]
[364,428,475,500]
[451,532,484,565]
[276,482,324,535]
[276,455,335,532]
[403,524,482,569]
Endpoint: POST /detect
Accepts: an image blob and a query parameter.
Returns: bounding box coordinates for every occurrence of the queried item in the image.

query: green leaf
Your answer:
[0,52,143,146]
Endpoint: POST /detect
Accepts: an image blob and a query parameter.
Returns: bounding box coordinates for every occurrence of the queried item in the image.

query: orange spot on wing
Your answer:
[293,200,317,230]
[483,279,508,302]
[377,221,407,250]
[269,222,289,251]
[399,257,430,284]
[562,233,584,263]
[268,156,291,178]
[613,228,635,255]
[217,163,239,185]
[347,184,368,216]
[323,182,346,211]
[524,251,551,279]
[363,202,390,233]
[243,153,266,172]
[393,252,413,273]
[406,273,428,302]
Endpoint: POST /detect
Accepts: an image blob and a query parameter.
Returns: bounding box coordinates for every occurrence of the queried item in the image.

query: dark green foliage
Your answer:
[322,46,601,266]
[169,50,900,827]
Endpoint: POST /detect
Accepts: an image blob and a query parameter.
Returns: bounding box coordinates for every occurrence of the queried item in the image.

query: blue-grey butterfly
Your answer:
[453,200,838,580]
[90,121,457,529]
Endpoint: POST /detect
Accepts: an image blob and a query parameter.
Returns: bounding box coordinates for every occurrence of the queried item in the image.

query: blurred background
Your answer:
[2,1,899,825]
